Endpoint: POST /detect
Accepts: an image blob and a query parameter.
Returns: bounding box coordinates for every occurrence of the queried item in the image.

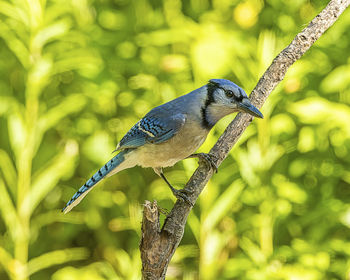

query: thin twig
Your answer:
[140,1,350,279]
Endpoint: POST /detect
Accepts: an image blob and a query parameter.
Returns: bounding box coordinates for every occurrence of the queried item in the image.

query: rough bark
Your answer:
[139,0,350,279]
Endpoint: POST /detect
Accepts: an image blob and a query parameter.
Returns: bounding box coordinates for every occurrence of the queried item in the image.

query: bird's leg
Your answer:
[155,168,193,206]
[157,206,170,216]
[187,153,218,173]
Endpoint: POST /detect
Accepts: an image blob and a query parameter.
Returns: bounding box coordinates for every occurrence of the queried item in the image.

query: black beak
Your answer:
[238,101,264,119]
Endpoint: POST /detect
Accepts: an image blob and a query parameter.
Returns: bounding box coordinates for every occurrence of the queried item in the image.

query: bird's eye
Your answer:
[225,90,234,98]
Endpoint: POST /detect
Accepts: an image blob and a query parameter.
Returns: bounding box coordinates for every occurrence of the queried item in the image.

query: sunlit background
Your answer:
[0,0,350,279]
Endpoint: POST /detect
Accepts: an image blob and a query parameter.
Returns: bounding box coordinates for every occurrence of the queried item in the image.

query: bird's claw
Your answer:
[158,206,170,216]
[191,153,218,173]
[158,171,194,207]
[171,188,194,207]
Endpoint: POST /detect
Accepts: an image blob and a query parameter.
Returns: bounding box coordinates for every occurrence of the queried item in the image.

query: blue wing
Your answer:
[116,113,186,150]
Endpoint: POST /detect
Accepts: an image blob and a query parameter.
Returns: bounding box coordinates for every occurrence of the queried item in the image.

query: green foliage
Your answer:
[0,0,349,279]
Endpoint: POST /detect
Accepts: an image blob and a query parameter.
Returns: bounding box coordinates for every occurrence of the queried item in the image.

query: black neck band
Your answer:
[201,82,216,129]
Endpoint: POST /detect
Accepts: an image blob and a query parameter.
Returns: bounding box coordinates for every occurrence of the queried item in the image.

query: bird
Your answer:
[62,79,263,213]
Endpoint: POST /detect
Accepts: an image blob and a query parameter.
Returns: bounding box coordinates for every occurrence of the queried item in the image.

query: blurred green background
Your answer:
[0,0,350,279]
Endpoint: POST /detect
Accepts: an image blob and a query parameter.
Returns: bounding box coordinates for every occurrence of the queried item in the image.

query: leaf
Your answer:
[192,27,232,77]
[0,21,30,68]
[200,230,222,279]
[257,29,276,77]
[27,247,89,276]
[32,19,71,50]
[0,246,14,279]
[25,0,43,30]
[7,111,26,157]
[0,0,29,25]
[21,140,79,215]
[172,245,199,262]
[203,179,244,231]
[82,131,115,165]
[187,211,200,244]
[0,96,22,117]
[114,249,132,277]
[239,237,266,265]
[0,177,19,241]
[51,262,122,280]
[0,149,17,197]
[320,64,350,93]
[25,56,53,99]
[53,49,103,78]
[29,94,87,157]
[272,174,307,204]
[38,94,86,133]
[289,97,350,135]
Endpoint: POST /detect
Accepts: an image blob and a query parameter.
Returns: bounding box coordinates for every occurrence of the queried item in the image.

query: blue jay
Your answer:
[62,79,263,213]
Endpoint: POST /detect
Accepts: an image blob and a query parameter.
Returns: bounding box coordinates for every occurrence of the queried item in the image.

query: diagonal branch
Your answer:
[140,0,350,279]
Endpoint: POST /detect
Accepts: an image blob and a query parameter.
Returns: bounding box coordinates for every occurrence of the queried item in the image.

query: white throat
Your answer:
[205,104,235,128]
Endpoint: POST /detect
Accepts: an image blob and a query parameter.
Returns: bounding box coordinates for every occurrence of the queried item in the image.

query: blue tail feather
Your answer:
[62,150,128,213]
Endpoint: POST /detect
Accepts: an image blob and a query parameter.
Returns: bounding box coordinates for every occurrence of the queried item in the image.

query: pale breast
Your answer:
[135,119,208,168]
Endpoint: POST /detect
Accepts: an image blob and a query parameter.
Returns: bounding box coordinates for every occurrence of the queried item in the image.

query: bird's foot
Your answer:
[188,153,218,173]
[158,205,170,216]
[170,187,194,207]
[158,170,194,206]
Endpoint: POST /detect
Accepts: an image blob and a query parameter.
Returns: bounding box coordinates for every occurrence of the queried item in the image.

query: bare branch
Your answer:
[140,0,350,279]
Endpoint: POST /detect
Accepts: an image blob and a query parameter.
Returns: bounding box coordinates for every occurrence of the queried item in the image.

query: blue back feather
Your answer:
[117,113,186,150]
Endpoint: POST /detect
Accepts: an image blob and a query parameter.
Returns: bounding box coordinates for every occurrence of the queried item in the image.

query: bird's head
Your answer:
[201,79,263,128]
